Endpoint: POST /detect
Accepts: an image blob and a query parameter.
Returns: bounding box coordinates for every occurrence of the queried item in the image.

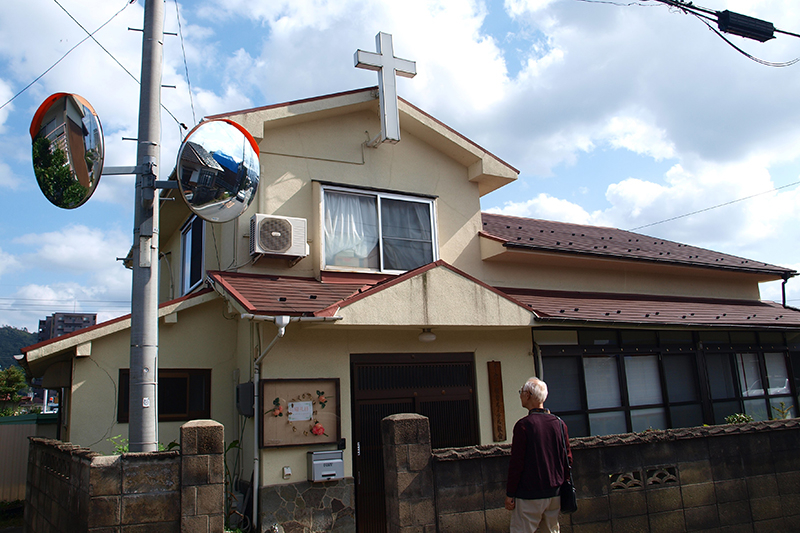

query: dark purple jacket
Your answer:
[506,408,572,500]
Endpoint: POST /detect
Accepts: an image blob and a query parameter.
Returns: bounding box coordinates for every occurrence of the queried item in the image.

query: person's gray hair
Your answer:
[521,377,548,404]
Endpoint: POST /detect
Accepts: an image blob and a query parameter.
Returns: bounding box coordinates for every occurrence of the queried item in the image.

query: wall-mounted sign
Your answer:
[30,93,104,209]
[260,378,340,448]
[288,401,313,421]
[176,119,260,223]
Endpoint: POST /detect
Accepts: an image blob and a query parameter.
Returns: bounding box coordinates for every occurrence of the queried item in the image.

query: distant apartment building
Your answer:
[37,313,96,343]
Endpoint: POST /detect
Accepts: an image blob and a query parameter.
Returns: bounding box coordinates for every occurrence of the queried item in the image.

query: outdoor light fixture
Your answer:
[418,328,436,342]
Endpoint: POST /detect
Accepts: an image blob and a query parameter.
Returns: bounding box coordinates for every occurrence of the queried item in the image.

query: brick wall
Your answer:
[381,415,800,533]
[25,420,225,533]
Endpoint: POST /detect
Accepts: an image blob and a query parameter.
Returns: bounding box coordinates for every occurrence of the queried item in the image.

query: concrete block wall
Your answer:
[25,420,225,533]
[381,414,436,533]
[382,416,800,533]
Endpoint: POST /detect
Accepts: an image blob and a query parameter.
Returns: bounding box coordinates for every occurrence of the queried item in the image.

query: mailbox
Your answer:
[307,450,344,482]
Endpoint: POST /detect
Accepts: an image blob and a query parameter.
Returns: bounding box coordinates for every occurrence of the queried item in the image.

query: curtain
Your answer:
[583,357,621,409]
[765,352,790,394]
[624,355,663,406]
[381,198,432,271]
[736,353,763,397]
[324,192,379,268]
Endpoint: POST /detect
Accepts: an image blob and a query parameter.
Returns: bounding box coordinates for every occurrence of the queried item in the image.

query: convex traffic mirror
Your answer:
[30,93,104,209]
[176,119,260,223]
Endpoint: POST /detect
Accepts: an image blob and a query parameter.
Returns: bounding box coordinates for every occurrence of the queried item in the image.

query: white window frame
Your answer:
[321,185,438,274]
[180,215,204,295]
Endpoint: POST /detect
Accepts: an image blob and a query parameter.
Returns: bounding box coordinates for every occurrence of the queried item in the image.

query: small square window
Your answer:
[118,368,211,423]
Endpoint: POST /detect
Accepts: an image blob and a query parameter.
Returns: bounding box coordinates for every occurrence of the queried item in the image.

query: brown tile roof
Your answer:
[206,271,367,315]
[499,287,800,328]
[481,213,795,276]
[209,266,800,329]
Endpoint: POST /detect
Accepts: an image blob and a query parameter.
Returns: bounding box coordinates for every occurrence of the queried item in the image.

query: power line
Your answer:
[629,180,800,231]
[0,0,132,112]
[583,0,800,67]
[52,0,187,129]
[173,0,197,127]
[0,297,130,304]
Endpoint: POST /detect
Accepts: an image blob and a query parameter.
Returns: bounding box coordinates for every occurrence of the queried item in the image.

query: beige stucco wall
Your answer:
[334,265,534,327]
[250,321,534,487]
[68,298,239,455]
[210,103,763,302]
[227,109,483,281]
[475,245,762,300]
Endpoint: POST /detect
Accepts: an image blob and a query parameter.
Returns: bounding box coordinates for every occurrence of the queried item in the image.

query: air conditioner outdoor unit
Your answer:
[250,214,309,257]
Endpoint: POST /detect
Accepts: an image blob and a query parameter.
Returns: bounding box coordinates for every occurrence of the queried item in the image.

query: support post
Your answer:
[129,0,164,453]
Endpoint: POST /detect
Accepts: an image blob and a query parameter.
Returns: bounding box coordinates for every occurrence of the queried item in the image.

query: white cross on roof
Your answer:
[354,32,416,146]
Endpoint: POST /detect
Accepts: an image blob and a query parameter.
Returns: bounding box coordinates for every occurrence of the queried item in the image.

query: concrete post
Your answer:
[381,413,436,533]
[180,420,225,533]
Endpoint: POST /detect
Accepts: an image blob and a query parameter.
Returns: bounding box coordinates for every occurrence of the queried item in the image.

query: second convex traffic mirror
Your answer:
[176,119,260,223]
[30,93,104,209]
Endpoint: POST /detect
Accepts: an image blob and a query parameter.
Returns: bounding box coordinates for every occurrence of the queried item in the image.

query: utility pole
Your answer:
[129,0,163,453]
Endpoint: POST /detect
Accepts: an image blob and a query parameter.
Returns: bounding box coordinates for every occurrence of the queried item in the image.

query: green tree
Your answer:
[0,366,27,415]
[32,136,88,208]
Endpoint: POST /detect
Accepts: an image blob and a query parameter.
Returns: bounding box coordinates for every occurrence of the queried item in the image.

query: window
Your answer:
[542,329,796,436]
[117,368,211,423]
[181,216,204,294]
[322,186,436,272]
[707,351,794,423]
[543,350,702,437]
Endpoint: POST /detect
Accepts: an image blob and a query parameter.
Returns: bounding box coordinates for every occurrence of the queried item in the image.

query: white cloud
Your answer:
[0,282,130,333]
[0,161,23,190]
[602,114,675,161]
[0,246,21,277]
[505,0,557,17]
[488,192,594,224]
[15,224,130,275]
[0,78,11,133]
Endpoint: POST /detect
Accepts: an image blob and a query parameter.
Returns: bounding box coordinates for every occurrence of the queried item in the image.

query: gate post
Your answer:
[381,413,435,533]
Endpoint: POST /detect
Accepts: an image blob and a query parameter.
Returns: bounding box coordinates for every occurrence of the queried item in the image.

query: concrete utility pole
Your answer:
[129,0,164,453]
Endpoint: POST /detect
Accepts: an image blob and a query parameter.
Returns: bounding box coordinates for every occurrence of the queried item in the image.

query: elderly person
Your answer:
[505,377,572,533]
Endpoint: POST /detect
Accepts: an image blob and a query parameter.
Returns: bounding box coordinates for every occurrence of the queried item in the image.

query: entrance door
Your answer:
[351,353,479,533]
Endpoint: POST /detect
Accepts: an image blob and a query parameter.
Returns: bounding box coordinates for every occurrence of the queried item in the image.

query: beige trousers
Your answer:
[509,495,560,533]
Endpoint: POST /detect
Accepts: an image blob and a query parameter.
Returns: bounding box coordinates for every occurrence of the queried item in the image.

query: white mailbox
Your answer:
[307,450,344,482]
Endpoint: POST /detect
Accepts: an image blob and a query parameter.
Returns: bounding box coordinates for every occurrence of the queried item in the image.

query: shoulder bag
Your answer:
[557,417,577,514]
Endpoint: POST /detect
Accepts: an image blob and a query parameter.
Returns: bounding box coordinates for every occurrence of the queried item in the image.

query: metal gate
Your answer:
[351,353,478,533]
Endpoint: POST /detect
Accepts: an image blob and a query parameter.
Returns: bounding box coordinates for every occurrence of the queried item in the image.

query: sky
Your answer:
[1,0,800,332]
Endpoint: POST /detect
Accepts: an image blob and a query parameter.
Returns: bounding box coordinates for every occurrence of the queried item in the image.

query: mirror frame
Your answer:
[175,118,260,223]
[30,93,104,209]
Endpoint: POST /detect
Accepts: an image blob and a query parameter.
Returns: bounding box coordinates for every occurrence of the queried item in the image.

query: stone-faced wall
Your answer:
[259,478,355,533]
[381,415,800,533]
[25,419,225,533]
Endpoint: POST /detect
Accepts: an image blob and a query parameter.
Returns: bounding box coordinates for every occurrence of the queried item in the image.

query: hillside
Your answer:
[0,326,36,369]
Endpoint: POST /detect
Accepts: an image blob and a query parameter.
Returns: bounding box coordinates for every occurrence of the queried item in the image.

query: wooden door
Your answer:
[351,353,478,533]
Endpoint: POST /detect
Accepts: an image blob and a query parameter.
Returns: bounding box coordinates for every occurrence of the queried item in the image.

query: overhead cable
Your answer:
[173,0,197,127]
[51,0,187,129]
[629,180,800,231]
[0,0,132,112]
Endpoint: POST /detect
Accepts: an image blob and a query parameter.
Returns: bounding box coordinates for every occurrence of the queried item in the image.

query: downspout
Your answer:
[782,273,794,308]
[243,313,343,531]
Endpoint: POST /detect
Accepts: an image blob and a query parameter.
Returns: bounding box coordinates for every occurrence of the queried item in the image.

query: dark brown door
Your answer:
[351,353,479,533]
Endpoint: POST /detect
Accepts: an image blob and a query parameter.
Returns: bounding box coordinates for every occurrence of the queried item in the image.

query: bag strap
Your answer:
[554,415,573,484]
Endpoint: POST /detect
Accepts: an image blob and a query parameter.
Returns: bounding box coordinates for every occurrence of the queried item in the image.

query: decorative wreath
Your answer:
[271,390,328,436]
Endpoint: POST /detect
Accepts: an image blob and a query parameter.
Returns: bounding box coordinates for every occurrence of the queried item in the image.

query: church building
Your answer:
[21,34,800,533]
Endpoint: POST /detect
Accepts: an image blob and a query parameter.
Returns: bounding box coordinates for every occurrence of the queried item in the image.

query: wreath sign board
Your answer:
[260,378,340,447]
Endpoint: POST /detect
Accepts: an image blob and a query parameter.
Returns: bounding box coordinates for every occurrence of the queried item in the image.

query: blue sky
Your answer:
[2,0,800,331]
